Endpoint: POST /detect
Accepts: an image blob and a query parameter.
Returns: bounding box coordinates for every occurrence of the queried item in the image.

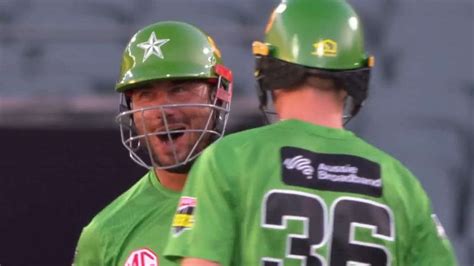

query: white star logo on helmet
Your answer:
[137,32,170,62]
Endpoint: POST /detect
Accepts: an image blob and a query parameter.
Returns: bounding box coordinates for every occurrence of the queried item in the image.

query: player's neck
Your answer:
[154,168,187,192]
[275,87,344,129]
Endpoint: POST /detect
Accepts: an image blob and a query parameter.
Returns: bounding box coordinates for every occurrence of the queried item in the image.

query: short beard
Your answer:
[151,133,213,172]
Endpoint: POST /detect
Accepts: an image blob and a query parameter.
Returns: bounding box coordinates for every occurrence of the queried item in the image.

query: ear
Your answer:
[122,90,134,110]
[271,88,292,102]
[338,89,349,101]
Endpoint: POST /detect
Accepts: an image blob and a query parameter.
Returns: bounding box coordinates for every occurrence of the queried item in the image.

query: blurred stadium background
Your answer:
[0,0,472,265]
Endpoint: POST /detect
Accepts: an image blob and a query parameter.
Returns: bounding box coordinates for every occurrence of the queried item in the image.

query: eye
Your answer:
[166,82,210,101]
[169,85,187,94]
[132,88,155,102]
[138,90,153,98]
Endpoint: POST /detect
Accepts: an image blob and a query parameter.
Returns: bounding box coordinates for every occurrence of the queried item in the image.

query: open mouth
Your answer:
[156,127,186,142]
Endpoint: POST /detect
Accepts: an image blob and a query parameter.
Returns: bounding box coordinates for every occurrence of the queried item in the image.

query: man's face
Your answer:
[129,80,214,167]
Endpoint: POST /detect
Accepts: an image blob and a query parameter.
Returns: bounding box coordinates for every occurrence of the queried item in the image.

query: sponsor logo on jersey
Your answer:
[283,155,315,179]
[172,196,196,236]
[125,248,158,266]
[281,147,382,197]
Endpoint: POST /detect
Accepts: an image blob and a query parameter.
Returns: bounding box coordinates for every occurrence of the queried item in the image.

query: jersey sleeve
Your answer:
[401,168,458,265]
[73,222,105,266]
[164,143,237,265]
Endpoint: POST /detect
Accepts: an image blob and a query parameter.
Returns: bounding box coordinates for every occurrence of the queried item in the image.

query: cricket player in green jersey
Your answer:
[73,21,233,265]
[164,0,457,265]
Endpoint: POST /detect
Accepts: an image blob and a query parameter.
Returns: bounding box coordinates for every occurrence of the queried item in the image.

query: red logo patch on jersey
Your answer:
[172,196,197,236]
[125,248,159,266]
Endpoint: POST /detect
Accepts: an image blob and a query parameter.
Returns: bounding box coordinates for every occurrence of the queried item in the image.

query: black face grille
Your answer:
[255,55,371,117]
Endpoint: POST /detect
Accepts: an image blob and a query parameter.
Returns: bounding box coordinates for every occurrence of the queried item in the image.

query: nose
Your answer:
[147,91,178,124]
[150,89,172,106]
[154,105,176,125]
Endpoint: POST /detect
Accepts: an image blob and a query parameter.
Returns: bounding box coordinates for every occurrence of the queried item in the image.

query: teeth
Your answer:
[157,130,184,142]
[158,127,185,132]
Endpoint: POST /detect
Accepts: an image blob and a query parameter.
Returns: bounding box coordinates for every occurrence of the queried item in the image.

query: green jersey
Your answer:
[74,170,180,266]
[164,119,457,266]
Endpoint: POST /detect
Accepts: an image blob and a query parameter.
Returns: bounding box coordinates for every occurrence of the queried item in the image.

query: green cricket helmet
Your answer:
[253,0,374,123]
[116,21,227,91]
[115,21,233,171]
